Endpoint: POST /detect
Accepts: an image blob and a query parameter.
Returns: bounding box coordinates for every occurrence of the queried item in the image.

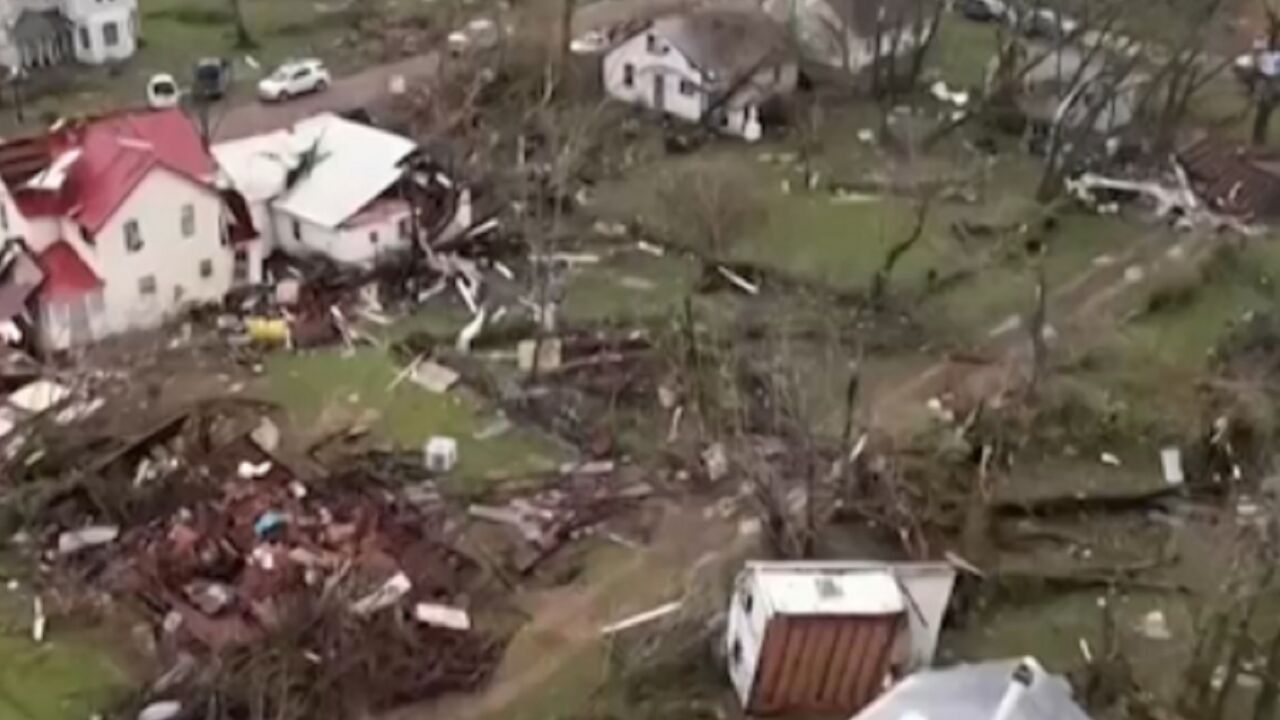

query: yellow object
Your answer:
[246,318,290,345]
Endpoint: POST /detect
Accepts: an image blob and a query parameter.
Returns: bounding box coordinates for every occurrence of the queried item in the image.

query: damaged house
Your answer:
[602,9,798,141]
[726,561,956,717]
[762,0,941,75]
[0,108,248,351]
[0,0,140,71]
[213,113,470,268]
[1177,135,1280,221]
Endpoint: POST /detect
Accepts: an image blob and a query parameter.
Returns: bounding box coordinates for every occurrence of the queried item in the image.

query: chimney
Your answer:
[991,659,1037,720]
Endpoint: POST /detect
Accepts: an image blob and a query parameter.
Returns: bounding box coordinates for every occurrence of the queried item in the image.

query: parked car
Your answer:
[257,59,330,102]
[1016,8,1080,40]
[954,0,1010,23]
[193,57,231,102]
[146,73,180,109]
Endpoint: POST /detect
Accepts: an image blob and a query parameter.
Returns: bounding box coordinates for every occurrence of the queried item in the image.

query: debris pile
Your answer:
[31,404,507,717]
[470,464,653,574]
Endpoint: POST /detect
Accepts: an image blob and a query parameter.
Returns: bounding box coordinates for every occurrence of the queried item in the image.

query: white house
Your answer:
[602,9,799,141]
[214,113,470,268]
[0,0,139,71]
[762,0,939,74]
[851,657,1093,720]
[726,561,957,717]
[0,108,241,351]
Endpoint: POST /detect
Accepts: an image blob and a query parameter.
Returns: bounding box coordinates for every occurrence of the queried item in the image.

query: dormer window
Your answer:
[646,34,658,53]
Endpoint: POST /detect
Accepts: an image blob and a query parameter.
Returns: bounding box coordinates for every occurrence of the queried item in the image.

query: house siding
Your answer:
[603,31,707,125]
[272,207,413,267]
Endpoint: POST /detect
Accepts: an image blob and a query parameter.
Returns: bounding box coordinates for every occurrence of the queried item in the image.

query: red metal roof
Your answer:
[35,241,102,300]
[1,109,216,231]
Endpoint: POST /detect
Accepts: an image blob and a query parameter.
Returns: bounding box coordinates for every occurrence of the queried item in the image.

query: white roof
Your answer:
[852,658,1093,720]
[749,562,905,616]
[214,113,416,228]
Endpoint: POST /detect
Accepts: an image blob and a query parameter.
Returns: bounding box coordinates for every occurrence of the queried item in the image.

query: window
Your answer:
[79,26,90,51]
[730,637,743,666]
[138,275,156,296]
[646,34,657,53]
[369,231,380,244]
[741,591,753,615]
[199,259,213,278]
[679,79,696,96]
[623,63,635,88]
[233,249,249,282]
[123,219,142,252]
[103,22,119,48]
[292,219,302,241]
[0,202,8,232]
[180,204,195,238]
[398,217,412,240]
[292,68,311,81]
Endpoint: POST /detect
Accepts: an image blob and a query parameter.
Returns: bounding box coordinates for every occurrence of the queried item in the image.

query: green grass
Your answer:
[932,16,1000,88]
[0,571,130,720]
[260,347,564,488]
[562,250,702,325]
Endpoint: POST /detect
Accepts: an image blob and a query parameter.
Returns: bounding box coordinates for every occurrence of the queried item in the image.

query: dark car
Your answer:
[192,57,232,102]
[955,0,1009,22]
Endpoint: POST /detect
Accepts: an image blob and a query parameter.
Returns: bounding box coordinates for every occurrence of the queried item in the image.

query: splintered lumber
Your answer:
[994,486,1178,517]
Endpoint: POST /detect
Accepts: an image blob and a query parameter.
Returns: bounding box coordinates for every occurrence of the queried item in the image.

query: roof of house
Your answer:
[0,109,216,232]
[1178,136,1280,219]
[852,658,1093,720]
[35,241,102,300]
[256,113,417,229]
[650,10,792,83]
[745,561,907,616]
[12,9,72,45]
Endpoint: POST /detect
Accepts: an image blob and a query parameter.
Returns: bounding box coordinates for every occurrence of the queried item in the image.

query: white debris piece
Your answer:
[929,80,970,107]
[6,380,70,414]
[57,525,120,555]
[237,461,273,480]
[1160,447,1184,486]
[411,360,461,394]
[414,602,472,631]
[456,307,487,354]
[1138,610,1172,640]
[250,416,281,453]
[599,601,682,636]
[137,700,183,720]
[351,572,412,616]
[31,596,45,643]
[716,266,759,295]
[1100,452,1122,467]
[702,442,729,482]
[424,436,459,473]
[517,338,563,372]
[275,278,302,306]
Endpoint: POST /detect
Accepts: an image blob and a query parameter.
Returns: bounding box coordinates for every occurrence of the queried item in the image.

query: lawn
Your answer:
[260,347,565,489]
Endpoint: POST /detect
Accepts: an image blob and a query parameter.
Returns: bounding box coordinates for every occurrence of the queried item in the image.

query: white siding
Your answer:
[272,207,413,267]
[603,31,707,124]
[0,181,30,245]
[87,168,228,334]
[65,0,138,65]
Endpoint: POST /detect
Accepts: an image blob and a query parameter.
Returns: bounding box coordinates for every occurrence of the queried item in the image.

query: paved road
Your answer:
[208,53,440,143]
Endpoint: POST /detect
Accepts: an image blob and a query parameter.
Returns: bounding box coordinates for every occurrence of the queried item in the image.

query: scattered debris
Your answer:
[56,525,120,556]
[424,436,459,473]
[1138,610,1172,640]
[411,360,461,394]
[599,601,683,636]
[1160,447,1184,486]
[414,602,472,631]
[1100,452,1122,467]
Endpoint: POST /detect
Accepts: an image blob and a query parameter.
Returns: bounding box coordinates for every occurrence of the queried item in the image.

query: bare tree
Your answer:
[659,163,764,261]
[870,194,933,308]
[227,0,256,48]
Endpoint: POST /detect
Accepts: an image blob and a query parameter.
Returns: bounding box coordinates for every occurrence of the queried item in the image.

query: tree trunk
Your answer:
[870,196,931,308]
[228,0,256,49]
[1027,261,1048,398]
[1253,94,1276,146]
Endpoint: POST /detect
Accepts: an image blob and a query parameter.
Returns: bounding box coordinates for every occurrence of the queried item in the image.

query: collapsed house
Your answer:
[0,108,254,351]
[213,113,471,269]
[1177,135,1280,221]
[762,0,941,75]
[726,561,957,717]
[602,9,799,141]
[851,657,1093,720]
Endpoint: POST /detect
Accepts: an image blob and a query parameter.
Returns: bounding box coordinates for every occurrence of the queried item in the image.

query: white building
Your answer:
[851,657,1093,720]
[726,561,956,717]
[0,108,241,351]
[602,9,798,141]
[0,0,139,72]
[214,113,470,268]
[763,0,939,74]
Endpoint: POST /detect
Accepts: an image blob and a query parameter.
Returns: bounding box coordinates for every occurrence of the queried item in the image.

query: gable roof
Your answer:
[650,10,792,83]
[1178,136,1280,219]
[273,114,418,229]
[35,241,102,300]
[0,109,216,232]
[853,658,1093,720]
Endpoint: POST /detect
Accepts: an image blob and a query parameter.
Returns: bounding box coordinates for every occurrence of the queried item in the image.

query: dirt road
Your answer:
[208,53,439,142]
